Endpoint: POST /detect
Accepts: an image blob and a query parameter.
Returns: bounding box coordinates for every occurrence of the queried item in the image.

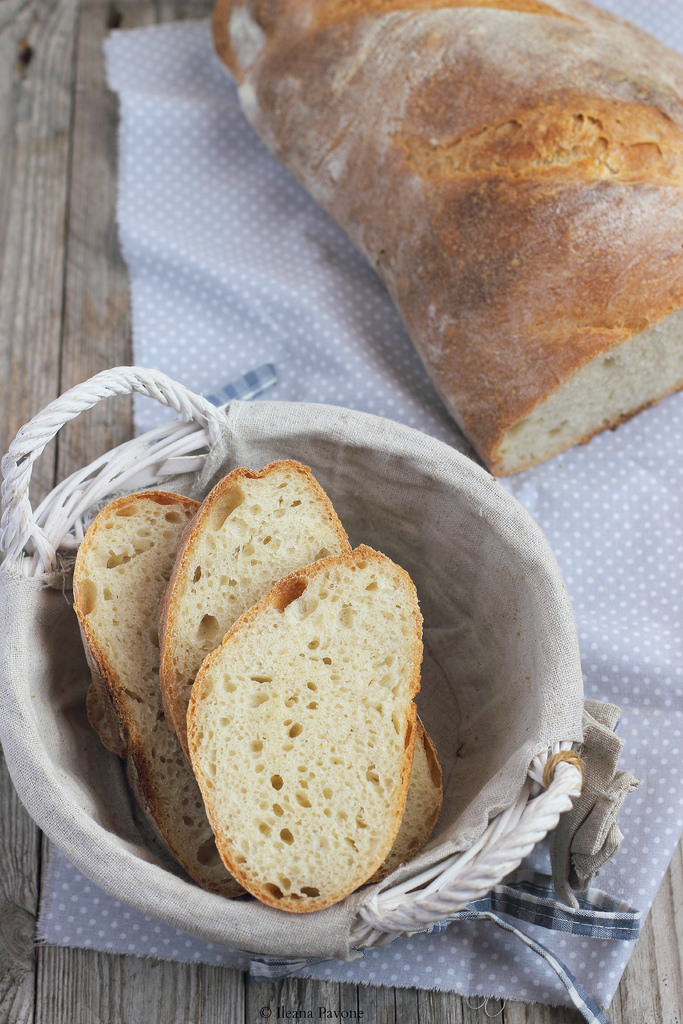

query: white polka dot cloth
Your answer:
[37,0,683,1014]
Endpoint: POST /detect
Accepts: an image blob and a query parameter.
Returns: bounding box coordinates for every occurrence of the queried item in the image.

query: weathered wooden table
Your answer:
[1,2,681,1022]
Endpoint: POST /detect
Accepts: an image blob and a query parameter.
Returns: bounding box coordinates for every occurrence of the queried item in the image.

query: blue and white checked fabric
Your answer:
[459,870,641,942]
[205,362,277,407]
[440,872,641,1024]
[246,870,640,1024]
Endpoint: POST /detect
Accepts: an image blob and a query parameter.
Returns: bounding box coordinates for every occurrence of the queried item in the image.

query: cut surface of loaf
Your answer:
[370,718,442,883]
[73,491,242,897]
[212,0,683,474]
[159,459,351,759]
[187,544,423,912]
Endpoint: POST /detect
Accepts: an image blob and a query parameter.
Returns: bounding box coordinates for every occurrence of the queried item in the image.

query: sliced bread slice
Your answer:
[159,459,351,759]
[85,673,127,759]
[73,491,242,898]
[187,544,423,913]
[370,718,442,884]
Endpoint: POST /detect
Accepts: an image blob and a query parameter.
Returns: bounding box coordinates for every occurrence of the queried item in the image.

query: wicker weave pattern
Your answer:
[0,366,226,575]
[352,750,581,946]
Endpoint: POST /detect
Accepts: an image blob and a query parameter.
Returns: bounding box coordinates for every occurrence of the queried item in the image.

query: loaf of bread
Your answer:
[212,0,683,475]
[187,544,423,911]
[159,459,351,759]
[73,491,242,897]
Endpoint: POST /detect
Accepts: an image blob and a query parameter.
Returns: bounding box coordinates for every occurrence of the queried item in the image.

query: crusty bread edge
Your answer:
[187,543,423,912]
[85,674,128,759]
[211,0,239,79]
[367,717,443,885]
[74,491,200,743]
[73,491,243,898]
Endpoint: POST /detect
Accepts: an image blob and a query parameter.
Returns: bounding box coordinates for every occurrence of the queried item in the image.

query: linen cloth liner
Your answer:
[550,700,639,908]
[0,399,590,961]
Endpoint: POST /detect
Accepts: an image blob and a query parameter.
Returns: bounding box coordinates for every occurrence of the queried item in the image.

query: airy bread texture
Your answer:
[212,0,683,474]
[369,718,442,883]
[159,459,351,759]
[187,544,423,912]
[73,491,242,897]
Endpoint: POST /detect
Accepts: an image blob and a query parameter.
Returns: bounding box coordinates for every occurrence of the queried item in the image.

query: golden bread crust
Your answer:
[211,0,683,473]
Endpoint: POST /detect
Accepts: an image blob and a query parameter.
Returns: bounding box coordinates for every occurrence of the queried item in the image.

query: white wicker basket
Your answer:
[0,366,583,951]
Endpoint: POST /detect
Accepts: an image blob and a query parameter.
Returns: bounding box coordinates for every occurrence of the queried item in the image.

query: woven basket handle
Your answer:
[0,366,227,574]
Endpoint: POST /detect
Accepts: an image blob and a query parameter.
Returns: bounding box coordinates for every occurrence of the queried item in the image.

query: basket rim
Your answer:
[0,366,584,953]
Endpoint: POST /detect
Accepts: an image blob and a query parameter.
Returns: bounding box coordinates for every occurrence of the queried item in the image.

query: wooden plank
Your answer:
[31,4,242,1024]
[503,998,585,1023]
[609,839,683,1024]
[0,748,39,1024]
[357,982,396,1024]
[37,947,197,1024]
[31,5,165,1023]
[393,985,420,1023]
[653,840,683,1024]
[35,945,249,1024]
[419,989,506,1024]
[55,0,135,474]
[0,0,79,506]
[0,3,78,1023]
[35,950,248,1024]
[196,962,246,1022]
[245,976,363,1021]
[608,911,661,1024]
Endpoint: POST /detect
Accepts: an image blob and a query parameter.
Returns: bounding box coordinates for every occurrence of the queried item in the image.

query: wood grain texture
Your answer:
[36,946,237,1024]
[0,0,79,506]
[0,0,682,1022]
[609,841,683,1024]
[56,0,135,476]
[0,2,78,1022]
[0,751,39,1024]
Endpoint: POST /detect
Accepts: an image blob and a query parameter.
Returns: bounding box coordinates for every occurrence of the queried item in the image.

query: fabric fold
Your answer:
[550,701,640,908]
